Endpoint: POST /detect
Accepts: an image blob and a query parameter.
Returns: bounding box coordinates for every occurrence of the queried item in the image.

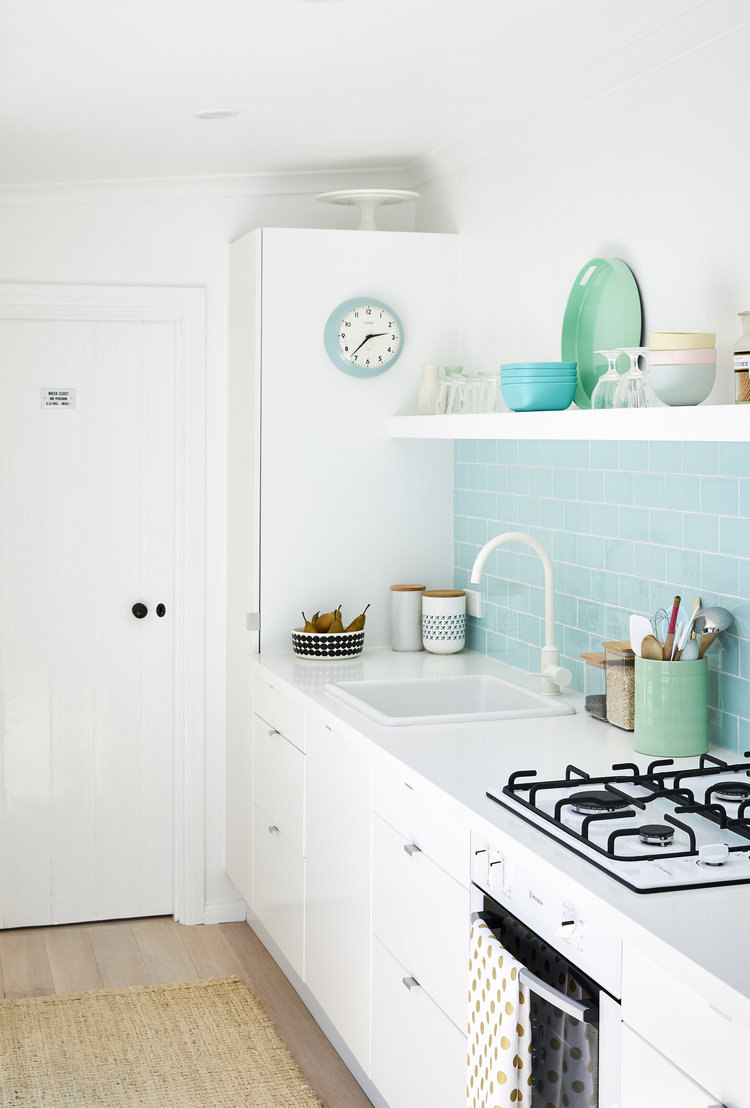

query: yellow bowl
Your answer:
[649,332,716,350]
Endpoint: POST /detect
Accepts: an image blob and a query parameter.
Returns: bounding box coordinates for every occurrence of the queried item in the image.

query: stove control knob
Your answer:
[698,843,729,866]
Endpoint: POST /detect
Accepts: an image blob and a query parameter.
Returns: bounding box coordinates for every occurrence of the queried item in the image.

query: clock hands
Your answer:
[350,331,388,357]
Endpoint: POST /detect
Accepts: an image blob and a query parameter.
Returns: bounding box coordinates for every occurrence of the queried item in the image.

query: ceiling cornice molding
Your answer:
[0,164,412,207]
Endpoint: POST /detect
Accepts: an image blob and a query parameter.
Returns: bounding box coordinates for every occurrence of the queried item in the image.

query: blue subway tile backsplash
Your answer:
[454,439,750,754]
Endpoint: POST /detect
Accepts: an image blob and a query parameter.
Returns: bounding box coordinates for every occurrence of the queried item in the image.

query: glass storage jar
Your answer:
[603,640,635,730]
[734,311,750,404]
[580,651,607,721]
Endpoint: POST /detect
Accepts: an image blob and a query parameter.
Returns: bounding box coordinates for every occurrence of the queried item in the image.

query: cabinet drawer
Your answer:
[254,671,306,752]
[372,760,469,885]
[622,945,746,1104]
[620,1026,718,1108]
[372,812,469,1028]
[371,936,466,1108]
[252,806,304,977]
[253,715,304,853]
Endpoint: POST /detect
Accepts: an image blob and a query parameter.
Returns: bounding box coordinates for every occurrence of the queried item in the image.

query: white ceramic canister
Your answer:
[417,364,441,415]
[422,589,466,654]
[390,584,426,651]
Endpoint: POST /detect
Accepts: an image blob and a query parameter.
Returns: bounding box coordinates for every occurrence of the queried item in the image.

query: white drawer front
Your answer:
[253,714,304,853]
[372,760,469,885]
[371,937,466,1108]
[252,805,304,977]
[254,671,306,752]
[372,812,469,1028]
[620,1026,718,1108]
[622,945,746,1105]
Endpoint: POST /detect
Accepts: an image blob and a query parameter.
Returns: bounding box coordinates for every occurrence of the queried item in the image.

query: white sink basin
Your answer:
[324,674,575,727]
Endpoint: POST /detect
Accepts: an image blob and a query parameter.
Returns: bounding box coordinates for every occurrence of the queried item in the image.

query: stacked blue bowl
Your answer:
[500,362,578,412]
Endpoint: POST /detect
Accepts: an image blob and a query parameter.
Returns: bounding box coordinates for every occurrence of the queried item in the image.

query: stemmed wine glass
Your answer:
[591,349,623,409]
[613,347,658,409]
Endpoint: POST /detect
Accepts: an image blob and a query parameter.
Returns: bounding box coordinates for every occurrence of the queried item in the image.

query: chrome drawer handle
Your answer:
[267,825,280,835]
[402,976,420,991]
[403,843,422,857]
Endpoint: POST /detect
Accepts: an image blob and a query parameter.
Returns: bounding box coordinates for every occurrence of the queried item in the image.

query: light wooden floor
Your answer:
[0,917,373,1108]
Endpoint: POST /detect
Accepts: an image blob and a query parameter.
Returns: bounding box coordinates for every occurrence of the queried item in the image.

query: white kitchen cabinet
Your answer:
[371,936,466,1108]
[620,1026,721,1108]
[622,944,748,1107]
[370,761,469,1107]
[304,714,371,1073]
[250,673,306,977]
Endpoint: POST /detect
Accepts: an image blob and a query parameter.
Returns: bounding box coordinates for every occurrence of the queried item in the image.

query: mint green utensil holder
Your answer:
[634,656,708,757]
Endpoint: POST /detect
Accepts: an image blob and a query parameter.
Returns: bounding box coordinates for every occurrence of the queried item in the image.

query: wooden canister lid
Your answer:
[422,590,466,598]
[602,640,635,657]
[580,651,606,668]
[390,584,426,591]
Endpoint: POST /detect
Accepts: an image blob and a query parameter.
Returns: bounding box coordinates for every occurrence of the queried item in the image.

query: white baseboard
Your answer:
[202,897,248,924]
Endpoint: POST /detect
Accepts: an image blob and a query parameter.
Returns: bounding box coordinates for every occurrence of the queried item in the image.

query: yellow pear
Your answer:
[316,606,339,634]
[302,611,319,633]
[344,604,370,633]
[329,607,344,634]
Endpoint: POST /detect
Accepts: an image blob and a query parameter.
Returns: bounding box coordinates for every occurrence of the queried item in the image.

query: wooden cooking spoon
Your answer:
[640,634,664,660]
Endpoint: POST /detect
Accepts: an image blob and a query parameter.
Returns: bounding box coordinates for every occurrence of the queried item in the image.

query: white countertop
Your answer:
[255,646,750,1028]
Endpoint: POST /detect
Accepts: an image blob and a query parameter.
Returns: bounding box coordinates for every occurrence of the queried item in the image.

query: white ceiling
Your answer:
[0,0,729,188]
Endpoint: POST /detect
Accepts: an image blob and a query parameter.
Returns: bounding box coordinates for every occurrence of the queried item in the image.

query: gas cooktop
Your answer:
[487,753,750,893]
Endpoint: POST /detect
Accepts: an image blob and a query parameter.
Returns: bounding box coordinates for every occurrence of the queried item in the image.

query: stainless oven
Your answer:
[470,832,621,1107]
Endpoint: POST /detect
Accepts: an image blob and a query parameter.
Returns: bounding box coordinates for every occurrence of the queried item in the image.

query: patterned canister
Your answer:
[422,590,466,654]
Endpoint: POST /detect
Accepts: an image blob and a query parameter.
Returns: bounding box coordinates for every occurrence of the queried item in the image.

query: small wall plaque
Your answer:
[41,389,76,408]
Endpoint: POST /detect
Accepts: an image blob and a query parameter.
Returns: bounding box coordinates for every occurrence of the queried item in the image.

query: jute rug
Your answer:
[0,976,325,1107]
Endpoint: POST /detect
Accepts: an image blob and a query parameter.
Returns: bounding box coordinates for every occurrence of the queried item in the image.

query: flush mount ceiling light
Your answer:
[194,109,239,120]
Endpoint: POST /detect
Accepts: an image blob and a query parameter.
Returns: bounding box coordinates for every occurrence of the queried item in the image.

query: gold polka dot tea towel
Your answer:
[467,915,532,1107]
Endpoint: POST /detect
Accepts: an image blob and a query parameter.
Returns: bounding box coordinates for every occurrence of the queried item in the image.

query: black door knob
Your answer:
[132,602,148,619]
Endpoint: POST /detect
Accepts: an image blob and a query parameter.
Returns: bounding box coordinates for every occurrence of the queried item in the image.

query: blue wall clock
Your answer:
[324,297,403,378]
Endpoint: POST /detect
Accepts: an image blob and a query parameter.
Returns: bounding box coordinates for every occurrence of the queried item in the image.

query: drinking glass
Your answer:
[591,349,622,410]
[613,347,658,409]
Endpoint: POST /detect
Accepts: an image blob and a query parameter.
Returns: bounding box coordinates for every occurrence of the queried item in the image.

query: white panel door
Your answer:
[0,316,175,927]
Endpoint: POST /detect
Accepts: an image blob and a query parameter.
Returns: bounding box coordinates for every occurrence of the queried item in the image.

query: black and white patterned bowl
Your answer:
[291,627,365,659]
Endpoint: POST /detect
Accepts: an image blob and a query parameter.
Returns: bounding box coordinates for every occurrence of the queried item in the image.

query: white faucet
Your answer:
[470,531,572,696]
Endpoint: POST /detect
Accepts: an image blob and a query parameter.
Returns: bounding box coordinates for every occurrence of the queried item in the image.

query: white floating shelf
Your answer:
[388,405,749,442]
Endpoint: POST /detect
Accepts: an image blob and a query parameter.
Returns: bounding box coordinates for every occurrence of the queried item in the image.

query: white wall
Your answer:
[414,22,749,395]
[0,185,415,915]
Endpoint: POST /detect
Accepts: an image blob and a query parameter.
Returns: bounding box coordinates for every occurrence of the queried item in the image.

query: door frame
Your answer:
[0,283,206,925]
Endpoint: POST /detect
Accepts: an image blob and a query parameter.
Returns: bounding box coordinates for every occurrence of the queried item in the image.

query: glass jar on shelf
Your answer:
[734,311,750,404]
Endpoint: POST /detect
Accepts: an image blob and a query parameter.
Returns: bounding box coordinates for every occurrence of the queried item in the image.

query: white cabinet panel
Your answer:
[254,672,306,753]
[371,937,466,1108]
[305,715,371,1072]
[252,806,304,976]
[622,945,746,1106]
[253,715,304,854]
[620,1026,719,1108]
[372,812,469,1028]
[372,759,469,884]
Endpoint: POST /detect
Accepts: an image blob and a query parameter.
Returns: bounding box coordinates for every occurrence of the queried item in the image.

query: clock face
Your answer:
[324,298,403,378]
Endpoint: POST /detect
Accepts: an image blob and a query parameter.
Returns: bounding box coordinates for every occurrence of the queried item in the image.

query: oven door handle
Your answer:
[519,967,598,1024]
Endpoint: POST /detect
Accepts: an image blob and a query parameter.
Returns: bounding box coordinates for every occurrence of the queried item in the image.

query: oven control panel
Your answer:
[471,832,622,999]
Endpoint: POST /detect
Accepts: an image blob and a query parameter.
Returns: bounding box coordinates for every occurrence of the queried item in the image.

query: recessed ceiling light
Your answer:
[194,109,239,121]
